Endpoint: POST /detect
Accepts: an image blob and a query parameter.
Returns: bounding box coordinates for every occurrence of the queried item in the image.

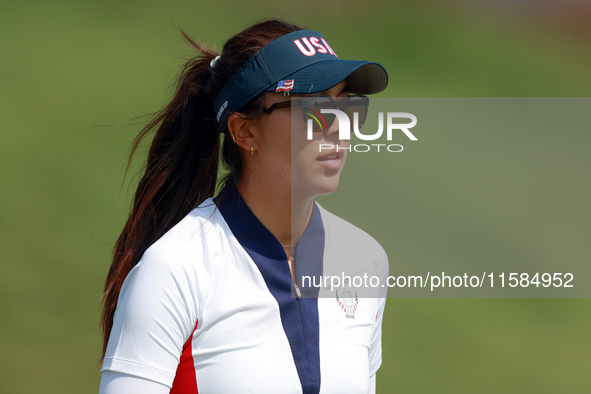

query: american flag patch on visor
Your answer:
[275,80,294,93]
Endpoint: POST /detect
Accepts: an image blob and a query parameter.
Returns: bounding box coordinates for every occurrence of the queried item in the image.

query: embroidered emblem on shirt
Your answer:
[335,280,358,319]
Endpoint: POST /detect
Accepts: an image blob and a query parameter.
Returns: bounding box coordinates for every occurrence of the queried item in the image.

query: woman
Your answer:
[99,19,389,394]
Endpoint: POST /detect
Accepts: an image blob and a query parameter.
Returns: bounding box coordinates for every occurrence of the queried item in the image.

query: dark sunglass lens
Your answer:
[344,96,369,129]
[303,97,336,132]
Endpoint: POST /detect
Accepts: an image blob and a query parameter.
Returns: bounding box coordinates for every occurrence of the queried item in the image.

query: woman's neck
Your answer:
[236,177,313,248]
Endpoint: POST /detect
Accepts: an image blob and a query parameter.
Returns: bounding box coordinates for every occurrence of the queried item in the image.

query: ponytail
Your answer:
[101,19,304,358]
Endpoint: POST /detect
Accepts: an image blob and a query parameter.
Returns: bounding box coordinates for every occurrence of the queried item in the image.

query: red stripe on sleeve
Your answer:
[170,320,199,394]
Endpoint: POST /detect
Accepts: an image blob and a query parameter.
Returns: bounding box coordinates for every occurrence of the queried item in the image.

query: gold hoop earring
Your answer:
[251,146,254,155]
[232,134,235,143]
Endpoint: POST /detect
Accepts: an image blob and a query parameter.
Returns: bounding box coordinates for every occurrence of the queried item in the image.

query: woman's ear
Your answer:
[227,113,259,153]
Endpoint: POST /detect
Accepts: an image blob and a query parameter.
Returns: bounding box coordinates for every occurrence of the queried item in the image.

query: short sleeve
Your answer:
[101,243,201,388]
[367,373,376,394]
[369,244,389,376]
[99,371,171,394]
[368,295,386,376]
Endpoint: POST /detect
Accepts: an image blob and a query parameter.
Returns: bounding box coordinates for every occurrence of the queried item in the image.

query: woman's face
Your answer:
[254,80,350,200]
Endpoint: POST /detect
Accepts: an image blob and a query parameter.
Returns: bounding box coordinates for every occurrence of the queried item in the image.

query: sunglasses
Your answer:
[262,94,369,132]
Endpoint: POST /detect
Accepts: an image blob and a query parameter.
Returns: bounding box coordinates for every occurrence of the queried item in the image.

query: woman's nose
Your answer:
[324,109,348,141]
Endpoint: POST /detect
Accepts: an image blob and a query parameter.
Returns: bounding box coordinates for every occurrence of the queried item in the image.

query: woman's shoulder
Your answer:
[315,203,389,298]
[153,197,220,243]
[138,198,224,270]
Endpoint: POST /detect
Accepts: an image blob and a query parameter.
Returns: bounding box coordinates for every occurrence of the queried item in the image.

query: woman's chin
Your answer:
[292,177,341,199]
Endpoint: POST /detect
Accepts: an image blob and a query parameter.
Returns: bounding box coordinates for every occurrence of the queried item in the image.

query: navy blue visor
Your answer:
[214,30,388,133]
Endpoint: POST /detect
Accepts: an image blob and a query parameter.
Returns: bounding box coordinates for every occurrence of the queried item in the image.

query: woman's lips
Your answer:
[316,150,344,170]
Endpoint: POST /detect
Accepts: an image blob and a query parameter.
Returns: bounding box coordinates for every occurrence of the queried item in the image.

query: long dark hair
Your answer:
[101,19,303,358]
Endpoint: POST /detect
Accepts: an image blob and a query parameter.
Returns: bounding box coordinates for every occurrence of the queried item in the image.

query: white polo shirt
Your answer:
[101,185,389,394]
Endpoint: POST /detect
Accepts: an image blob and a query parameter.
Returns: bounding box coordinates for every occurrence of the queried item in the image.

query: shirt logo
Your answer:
[336,281,358,319]
[276,79,294,93]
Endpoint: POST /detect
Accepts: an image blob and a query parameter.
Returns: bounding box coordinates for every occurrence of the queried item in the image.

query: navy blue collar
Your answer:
[214,183,324,295]
[214,183,323,394]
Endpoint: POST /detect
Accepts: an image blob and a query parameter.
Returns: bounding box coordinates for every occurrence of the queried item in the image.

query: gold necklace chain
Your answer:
[282,244,295,261]
[282,244,300,297]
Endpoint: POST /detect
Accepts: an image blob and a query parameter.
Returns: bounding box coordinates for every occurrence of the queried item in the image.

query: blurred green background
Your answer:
[1,0,589,393]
